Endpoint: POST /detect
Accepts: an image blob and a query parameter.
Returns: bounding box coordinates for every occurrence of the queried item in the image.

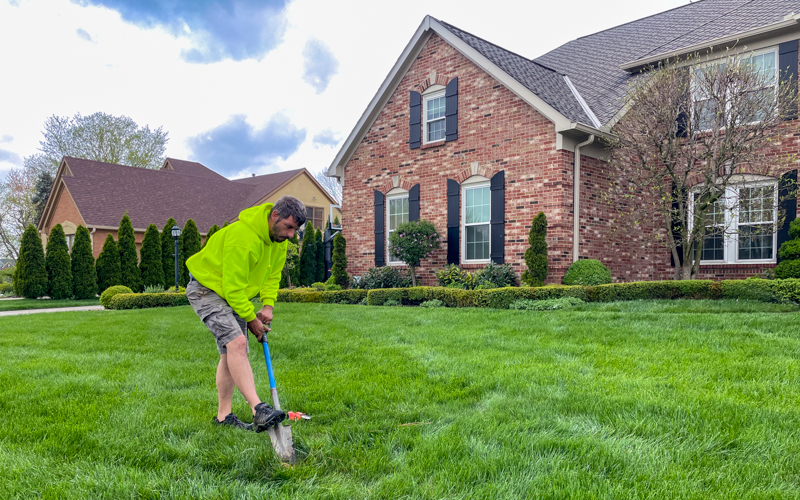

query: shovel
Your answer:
[259,329,296,464]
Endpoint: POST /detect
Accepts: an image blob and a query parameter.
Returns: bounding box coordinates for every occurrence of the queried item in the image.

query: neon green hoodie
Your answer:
[186,203,288,322]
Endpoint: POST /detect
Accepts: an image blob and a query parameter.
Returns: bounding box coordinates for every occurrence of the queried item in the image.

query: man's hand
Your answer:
[247,317,266,342]
[256,305,274,326]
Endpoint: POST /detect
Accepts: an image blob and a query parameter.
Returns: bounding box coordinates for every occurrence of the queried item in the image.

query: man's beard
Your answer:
[270,228,286,242]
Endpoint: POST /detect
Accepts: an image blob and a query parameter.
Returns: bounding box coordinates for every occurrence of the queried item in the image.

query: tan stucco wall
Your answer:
[265,173,342,227]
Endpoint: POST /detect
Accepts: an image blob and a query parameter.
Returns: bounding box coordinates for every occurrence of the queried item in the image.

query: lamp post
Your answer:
[171,225,181,291]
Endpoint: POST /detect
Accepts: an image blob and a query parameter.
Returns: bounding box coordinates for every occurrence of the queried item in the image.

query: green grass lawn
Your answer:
[2,300,800,499]
[0,298,100,312]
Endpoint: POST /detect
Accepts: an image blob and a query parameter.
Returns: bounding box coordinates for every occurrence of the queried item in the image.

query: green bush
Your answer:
[180,219,201,287]
[96,234,122,293]
[474,262,516,288]
[776,219,800,278]
[143,285,166,294]
[779,239,800,261]
[383,299,401,307]
[473,285,588,309]
[16,224,48,298]
[522,212,548,287]
[311,282,326,291]
[436,264,474,289]
[586,280,719,302]
[563,259,612,286]
[299,223,316,287]
[325,283,343,291]
[165,286,186,294]
[139,224,164,289]
[388,219,441,286]
[509,297,585,310]
[71,226,98,299]
[118,213,142,292]
[100,285,133,308]
[107,292,189,310]
[202,224,220,249]
[775,260,800,279]
[0,282,13,295]
[45,224,73,299]
[331,232,349,288]
[276,288,367,305]
[360,266,411,289]
[420,299,444,308]
[161,218,179,289]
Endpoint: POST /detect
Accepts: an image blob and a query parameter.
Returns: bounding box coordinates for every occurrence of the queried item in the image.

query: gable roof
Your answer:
[535,0,800,125]
[38,158,331,234]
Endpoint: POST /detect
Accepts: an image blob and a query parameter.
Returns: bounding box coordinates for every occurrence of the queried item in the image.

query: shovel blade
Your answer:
[267,423,296,464]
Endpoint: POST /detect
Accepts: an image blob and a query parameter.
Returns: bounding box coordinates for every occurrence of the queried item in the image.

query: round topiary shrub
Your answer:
[100,285,133,308]
[562,259,612,286]
[775,259,800,279]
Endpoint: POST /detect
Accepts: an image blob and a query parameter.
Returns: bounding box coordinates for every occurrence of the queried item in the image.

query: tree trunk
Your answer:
[410,265,417,287]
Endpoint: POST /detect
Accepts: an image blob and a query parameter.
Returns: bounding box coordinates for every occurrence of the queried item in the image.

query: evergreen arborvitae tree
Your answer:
[16,224,48,298]
[314,228,325,283]
[139,224,164,288]
[279,235,300,289]
[299,223,315,286]
[161,218,179,289]
[331,232,349,288]
[71,225,98,299]
[118,213,142,292]
[202,224,221,249]
[521,212,549,287]
[180,219,201,286]
[96,233,121,293]
[45,224,73,299]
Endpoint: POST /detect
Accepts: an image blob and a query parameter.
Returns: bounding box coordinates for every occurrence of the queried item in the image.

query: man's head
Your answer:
[268,196,306,242]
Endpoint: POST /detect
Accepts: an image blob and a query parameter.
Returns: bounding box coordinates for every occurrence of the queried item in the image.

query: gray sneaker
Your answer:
[253,402,286,432]
[213,413,253,431]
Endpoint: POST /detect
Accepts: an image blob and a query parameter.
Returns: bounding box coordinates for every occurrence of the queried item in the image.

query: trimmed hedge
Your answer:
[107,292,189,310]
[275,279,800,309]
[100,285,132,308]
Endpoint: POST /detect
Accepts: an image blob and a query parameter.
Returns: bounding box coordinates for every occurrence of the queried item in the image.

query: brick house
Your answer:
[327,2,800,285]
[37,157,341,258]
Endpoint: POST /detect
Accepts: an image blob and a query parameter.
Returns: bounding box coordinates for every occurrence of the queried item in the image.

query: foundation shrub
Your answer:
[562,259,612,286]
[100,285,133,308]
[107,292,189,310]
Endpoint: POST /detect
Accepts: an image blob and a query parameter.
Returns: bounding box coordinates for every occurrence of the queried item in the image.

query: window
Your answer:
[692,48,778,130]
[461,177,491,263]
[66,234,74,252]
[691,180,778,264]
[423,90,446,144]
[386,189,409,264]
[305,206,323,230]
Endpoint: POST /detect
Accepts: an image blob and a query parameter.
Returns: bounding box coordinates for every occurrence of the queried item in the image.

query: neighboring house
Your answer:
[37,157,341,258]
[327,2,800,285]
[0,259,15,270]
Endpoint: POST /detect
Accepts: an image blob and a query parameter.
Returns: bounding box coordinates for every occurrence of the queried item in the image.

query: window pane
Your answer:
[739,186,774,224]
[388,197,409,231]
[745,52,776,85]
[465,187,491,224]
[466,224,490,260]
[426,96,445,120]
[702,232,724,261]
[427,119,445,142]
[738,224,773,260]
[695,98,720,130]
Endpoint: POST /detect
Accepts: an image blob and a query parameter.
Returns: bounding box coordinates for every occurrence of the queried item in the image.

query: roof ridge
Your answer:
[65,156,240,184]
[440,20,566,76]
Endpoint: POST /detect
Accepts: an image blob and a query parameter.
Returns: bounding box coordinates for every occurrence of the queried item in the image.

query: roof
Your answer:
[535,0,800,125]
[42,158,327,233]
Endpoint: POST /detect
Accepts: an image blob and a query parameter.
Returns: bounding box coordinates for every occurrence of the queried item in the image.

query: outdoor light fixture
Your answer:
[171,225,181,291]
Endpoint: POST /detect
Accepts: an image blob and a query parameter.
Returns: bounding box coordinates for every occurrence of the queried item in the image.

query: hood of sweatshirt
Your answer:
[237,203,273,244]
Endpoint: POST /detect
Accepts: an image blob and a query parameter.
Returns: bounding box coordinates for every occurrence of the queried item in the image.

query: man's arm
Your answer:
[259,242,288,309]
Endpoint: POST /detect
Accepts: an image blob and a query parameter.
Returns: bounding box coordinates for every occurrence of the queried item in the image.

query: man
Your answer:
[186,195,306,431]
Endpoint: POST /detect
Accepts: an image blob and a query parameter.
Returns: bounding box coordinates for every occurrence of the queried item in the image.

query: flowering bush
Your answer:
[388,220,441,286]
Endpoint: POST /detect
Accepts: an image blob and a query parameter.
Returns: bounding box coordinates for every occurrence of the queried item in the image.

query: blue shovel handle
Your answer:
[259,324,277,391]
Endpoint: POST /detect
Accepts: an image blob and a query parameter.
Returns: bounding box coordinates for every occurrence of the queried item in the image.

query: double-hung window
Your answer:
[423,90,446,144]
[386,188,409,264]
[461,177,491,263]
[305,206,323,230]
[691,180,778,264]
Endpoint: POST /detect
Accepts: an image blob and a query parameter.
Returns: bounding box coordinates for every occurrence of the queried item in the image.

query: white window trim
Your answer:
[422,89,446,145]
[689,180,779,265]
[386,188,409,265]
[461,176,491,265]
[691,46,779,131]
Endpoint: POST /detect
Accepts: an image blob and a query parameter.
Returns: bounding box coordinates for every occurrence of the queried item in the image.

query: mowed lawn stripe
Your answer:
[1,301,799,499]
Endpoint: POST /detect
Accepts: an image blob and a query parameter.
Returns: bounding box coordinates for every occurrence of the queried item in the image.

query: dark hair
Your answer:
[272,196,306,226]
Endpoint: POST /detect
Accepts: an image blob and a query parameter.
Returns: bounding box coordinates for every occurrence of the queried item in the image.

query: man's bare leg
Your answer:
[221,335,261,417]
[216,354,235,421]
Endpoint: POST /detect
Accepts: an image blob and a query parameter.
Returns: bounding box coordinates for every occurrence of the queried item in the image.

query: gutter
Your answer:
[573,134,595,263]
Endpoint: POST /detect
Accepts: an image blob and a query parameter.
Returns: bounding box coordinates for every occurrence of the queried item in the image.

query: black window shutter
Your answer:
[445,77,458,142]
[374,190,386,267]
[410,91,421,149]
[447,179,460,265]
[490,170,505,264]
[780,40,799,121]
[670,186,685,267]
[778,169,798,261]
[409,184,420,221]
[676,68,690,137]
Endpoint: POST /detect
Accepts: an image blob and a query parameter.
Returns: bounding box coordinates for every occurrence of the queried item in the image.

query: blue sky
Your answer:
[0,0,687,180]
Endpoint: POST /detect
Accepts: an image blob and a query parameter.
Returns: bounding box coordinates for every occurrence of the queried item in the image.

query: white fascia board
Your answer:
[327,15,577,179]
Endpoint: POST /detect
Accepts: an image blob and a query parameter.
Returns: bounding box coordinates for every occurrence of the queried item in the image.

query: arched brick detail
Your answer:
[375,176,415,194]
[418,72,451,93]
[454,164,495,184]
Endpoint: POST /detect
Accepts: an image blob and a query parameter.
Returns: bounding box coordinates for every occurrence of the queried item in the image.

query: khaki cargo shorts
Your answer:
[186,279,249,354]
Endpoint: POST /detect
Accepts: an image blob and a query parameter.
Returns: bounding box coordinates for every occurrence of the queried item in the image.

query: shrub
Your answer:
[280,236,300,289]
[161,218,179,288]
[71,226,98,299]
[586,280,719,302]
[107,292,189,310]
[311,282,326,291]
[383,299,401,307]
[45,224,73,299]
[474,262,516,288]
[331,232,349,288]
[420,299,444,308]
[388,220,441,286]
[436,264,474,289]
[299,223,316,287]
[473,285,588,309]
[361,266,412,289]
[15,224,48,298]
[0,282,13,295]
[775,219,800,278]
[139,224,164,289]
[775,259,800,279]
[325,283,343,291]
[509,297,585,311]
[563,259,612,286]
[166,286,186,294]
[180,219,201,286]
[118,213,142,292]
[144,285,166,294]
[202,224,220,249]
[276,288,367,304]
[522,212,548,286]
[100,285,133,308]
[96,234,121,293]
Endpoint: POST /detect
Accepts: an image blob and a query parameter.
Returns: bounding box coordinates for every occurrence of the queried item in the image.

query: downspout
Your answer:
[90,227,96,254]
[573,134,595,263]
